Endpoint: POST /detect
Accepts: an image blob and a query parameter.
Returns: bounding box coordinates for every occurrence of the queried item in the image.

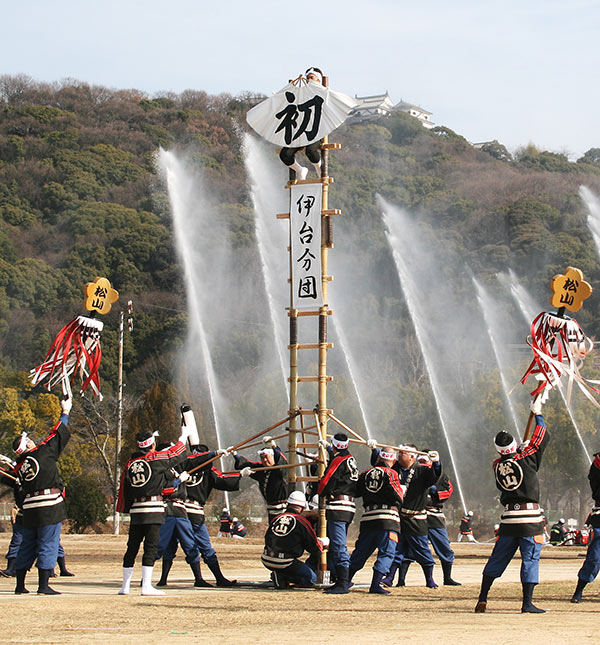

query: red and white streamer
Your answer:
[520,311,599,407]
[30,315,104,400]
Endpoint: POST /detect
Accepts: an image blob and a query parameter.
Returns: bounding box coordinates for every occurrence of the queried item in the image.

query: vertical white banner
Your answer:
[290,183,323,309]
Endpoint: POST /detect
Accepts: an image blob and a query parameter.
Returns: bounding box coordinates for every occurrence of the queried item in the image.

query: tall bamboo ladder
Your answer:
[276,75,342,584]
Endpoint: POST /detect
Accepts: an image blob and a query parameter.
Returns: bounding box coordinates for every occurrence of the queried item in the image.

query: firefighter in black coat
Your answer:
[571,452,600,602]
[318,433,359,594]
[234,436,288,522]
[116,427,189,596]
[9,397,71,595]
[262,490,326,588]
[348,447,405,595]
[475,395,550,614]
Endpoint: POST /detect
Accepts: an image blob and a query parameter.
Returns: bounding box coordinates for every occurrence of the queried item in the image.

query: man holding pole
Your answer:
[233,436,289,523]
[261,490,326,588]
[348,447,404,594]
[317,432,358,594]
[374,444,442,588]
[475,393,550,614]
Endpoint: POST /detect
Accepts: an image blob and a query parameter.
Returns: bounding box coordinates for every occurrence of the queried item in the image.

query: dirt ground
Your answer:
[0,534,598,644]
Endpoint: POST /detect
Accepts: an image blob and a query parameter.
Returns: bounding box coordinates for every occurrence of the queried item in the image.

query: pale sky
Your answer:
[2,0,600,159]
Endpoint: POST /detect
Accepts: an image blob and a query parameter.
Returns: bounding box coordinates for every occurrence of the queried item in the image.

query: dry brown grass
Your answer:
[0,534,598,644]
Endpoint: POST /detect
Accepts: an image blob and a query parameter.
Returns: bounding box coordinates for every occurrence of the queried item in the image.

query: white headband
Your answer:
[331,436,349,450]
[495,438,518,456]
[15,432,28,455]
[138,431,159,449]
[380,449,397,461]
[306,68,323,83]
[258,447,274,457]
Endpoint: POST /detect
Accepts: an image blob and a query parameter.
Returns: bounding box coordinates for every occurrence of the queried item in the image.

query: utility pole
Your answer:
[113,300,133,535]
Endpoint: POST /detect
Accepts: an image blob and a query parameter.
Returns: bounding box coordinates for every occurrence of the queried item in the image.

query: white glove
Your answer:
[179,471,190,483]
[178,425,191,444]
[216,448,229,457]
[367,439,377,449]
[428,451,440,463]
[318,536,330,549]
[61,397,72,415]
[262,436,273,444]
[519,440,530,451]
[240,466,254,477]
[530,397,543,415]
[231,450,238,457]
[318,439,329,450]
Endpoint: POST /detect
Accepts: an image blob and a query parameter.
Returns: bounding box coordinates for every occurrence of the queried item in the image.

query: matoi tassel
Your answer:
[30,315,104,399]
[520,311,599,407]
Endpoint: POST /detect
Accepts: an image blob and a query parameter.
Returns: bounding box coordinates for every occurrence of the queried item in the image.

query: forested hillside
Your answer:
[2,74,600,526]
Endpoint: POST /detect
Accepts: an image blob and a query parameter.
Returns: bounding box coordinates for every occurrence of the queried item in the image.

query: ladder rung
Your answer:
[321,143,341,150]
[296,443,318,449]
[292,376,333,382]
[290,309,333,317]
[285,177,333,187]
[295,476,319,482]
[290,343,334,350]
[298,410,332,415]
[277,209,340,219]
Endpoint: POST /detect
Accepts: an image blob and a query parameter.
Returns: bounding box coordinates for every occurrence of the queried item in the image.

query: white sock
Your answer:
[118,567,134,595]
[291,161,308,180]
[141,565,165,596]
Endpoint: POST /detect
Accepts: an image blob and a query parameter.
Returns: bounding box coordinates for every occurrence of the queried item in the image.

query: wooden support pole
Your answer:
[223,460,316,475]
[523,411,535,442]
[187,414,296,475]
[288,308,299,488]
[328,412,367,443]
[240,431,289,451]
[0,467,17,482]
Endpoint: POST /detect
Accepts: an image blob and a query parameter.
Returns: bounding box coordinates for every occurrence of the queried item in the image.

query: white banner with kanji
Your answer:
[290,183,323,309]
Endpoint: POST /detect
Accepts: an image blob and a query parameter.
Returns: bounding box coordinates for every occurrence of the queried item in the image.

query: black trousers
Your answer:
[123,523,161,567]
[279,141,321,166]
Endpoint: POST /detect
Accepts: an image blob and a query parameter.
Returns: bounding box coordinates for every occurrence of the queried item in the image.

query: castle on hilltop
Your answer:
[348,92,435,129]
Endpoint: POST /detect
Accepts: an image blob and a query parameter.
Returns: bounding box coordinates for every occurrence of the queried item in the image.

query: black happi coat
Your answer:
[426,473,454,530]
[317,449,359,523]
[235,447,288,517]
[356,466,404,532]
[13,417,70,528]
[181,450,240,526]
[494,414,549,537]
[117,441,187,525]
[398,462,441,537]
[261,511,322,570]
[585,453,600,528]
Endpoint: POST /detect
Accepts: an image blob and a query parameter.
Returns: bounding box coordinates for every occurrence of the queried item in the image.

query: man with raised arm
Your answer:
[117,424,190,596]
[9,396,72,595]
[475,394,550,614]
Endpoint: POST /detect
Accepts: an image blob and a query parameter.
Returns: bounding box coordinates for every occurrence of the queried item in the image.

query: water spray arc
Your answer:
[243,134,289,395]
[473,278,522,440]
[581,186,600,254]
[330,317,373,440]
[158,149,232,503]
[381,197,468,513]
